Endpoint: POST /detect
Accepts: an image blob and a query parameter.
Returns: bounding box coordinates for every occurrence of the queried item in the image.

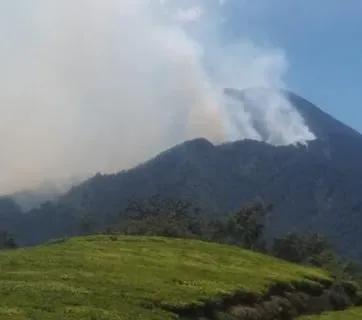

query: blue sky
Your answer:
[222,0,362,132]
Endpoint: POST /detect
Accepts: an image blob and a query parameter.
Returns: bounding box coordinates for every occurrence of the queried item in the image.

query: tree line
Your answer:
[93,194,362,285]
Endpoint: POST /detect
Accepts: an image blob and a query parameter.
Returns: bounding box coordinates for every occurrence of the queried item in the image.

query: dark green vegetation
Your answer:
[298,307,362,319]
[0,236,336,319]
[0,231,17,249]
[107,196,271,250]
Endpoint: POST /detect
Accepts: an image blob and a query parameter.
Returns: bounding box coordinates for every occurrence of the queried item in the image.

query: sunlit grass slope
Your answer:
[299,308,362,319]
[0,235,329,319]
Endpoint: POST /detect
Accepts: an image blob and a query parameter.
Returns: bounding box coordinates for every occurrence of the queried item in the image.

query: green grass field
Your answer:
[0,235,329,319]
[299,308,362,319]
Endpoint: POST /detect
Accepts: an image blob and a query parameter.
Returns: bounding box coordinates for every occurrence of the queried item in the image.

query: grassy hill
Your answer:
[0,236,331,320]
[299,307,362,319]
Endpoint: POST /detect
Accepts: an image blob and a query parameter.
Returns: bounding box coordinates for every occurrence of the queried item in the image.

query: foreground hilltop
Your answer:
[0,235,359,319]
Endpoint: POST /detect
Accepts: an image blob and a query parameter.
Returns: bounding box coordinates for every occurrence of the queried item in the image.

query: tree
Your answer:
[0,231,18,249]
[272,232,305,263]
[272,232,332,266]
[78,215,96,236]
[209,200,273,251]
[115,194,203,238]
[103,195,273,252]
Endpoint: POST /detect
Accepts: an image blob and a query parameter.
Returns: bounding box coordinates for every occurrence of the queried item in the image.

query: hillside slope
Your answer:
[0,236,334,319]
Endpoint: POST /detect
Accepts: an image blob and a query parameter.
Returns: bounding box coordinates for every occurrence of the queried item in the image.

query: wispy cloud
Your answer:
[174,5,204,22]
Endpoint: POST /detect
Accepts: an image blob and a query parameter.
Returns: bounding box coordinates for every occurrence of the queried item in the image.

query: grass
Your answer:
[298,308,362,319]
[0,235,329,319]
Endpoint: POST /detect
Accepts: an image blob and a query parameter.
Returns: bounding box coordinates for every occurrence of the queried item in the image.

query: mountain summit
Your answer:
[224,87,360,142]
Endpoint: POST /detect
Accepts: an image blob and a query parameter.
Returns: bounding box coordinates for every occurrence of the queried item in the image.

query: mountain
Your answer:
[2,88,362,261]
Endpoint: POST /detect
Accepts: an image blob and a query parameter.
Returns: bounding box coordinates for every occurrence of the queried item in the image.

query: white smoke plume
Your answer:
[0,0,314,194]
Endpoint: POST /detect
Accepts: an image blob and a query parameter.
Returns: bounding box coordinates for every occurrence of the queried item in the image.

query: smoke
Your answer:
[0,0,314,194]
[222,87,317,146]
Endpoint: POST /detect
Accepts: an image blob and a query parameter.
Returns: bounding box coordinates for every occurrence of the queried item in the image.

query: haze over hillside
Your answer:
[0,0,316,195]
